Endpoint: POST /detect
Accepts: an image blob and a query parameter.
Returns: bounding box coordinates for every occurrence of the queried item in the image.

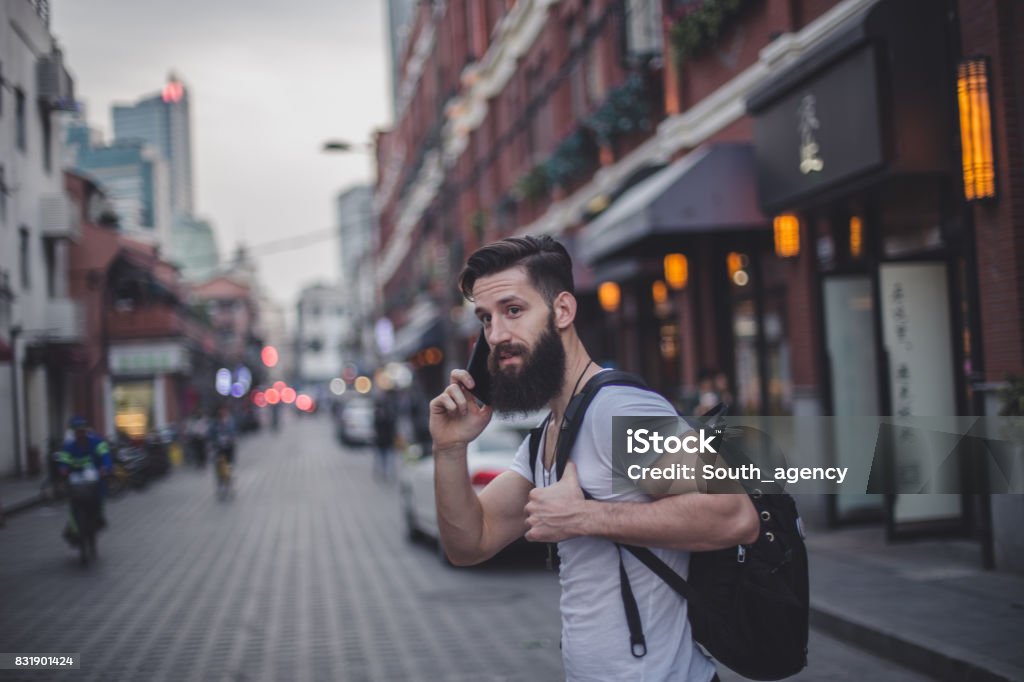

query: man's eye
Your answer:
[481,315,492,326]
[507,307,521,316]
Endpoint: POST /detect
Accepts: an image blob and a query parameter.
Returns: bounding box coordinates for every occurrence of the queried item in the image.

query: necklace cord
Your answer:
[542,360,594,487]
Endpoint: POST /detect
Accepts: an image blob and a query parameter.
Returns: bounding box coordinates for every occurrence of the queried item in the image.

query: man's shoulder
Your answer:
[586,381,676,417]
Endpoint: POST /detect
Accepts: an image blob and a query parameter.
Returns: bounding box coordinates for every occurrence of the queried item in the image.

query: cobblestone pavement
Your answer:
[0,416,563,682]
[0,416,935,681]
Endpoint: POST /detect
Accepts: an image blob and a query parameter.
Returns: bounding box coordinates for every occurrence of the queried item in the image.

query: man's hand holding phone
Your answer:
[464,332,492,406]
[429,368,492,455]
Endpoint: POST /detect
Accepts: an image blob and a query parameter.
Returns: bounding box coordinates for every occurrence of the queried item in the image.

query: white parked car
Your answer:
[335,396,377,446]
[400,412,544,557]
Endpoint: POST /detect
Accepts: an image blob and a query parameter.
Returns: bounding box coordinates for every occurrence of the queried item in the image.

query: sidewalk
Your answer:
[0,474,49,524]
[807,525,1024,682]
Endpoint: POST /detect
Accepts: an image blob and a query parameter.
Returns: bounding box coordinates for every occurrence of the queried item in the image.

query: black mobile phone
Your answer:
[465,332,492,405]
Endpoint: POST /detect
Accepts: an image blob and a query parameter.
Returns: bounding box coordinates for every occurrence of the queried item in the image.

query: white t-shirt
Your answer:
[509,384,717,682]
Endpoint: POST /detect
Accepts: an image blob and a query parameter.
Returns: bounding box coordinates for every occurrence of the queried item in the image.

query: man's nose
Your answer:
[487,317,512,346]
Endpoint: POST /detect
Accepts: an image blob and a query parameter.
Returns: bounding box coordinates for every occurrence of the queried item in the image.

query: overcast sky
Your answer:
[51,0,392,309]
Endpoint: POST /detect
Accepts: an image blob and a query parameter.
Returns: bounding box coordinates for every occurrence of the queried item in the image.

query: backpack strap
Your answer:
[545,369,708,659]
[527,414,551,486]
[553,370,650,480]
[526,370,650,484]
[620,544,697,602]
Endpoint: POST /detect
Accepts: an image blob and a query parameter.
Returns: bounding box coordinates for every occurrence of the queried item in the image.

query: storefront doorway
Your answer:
[112,380,154,440]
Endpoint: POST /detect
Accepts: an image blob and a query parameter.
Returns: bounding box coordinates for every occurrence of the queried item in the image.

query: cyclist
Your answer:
[210,406,237,492]
[56,416,112,543]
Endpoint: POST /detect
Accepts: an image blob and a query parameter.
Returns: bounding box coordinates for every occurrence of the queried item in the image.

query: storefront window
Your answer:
[732,299,760,415]
[729,250,793,416]
[113,381,153,439]
[762,293,792,414]
[879,180,947,258]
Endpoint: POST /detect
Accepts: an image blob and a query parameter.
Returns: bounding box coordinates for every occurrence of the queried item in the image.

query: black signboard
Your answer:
[752,45,885,212]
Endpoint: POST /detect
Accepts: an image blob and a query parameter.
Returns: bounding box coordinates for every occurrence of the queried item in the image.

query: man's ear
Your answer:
[552,291,577,330]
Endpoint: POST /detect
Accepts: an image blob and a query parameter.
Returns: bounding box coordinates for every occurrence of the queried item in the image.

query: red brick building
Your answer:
[65,172,217,439]
[375,0,1024,570]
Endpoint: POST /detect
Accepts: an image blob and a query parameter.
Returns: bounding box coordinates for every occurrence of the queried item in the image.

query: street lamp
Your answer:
[321,139,373,153]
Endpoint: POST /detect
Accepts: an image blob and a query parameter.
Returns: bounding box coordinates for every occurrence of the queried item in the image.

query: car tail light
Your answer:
[471,470,502,487]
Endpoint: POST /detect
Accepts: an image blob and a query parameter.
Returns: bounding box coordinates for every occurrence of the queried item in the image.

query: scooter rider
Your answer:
[57,416,113,542]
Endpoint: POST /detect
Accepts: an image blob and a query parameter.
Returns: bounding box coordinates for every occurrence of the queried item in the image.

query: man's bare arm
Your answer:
[434,447,532,565]
[430,368,533,566]
[524,461,759,551]
[579,492,759,551]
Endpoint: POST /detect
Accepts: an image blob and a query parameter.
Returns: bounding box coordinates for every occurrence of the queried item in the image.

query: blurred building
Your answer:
[66,130,173,245]
[0,0,81,477]
[188,274,263,373]
[384,0,419,113]
[64,171,218,438]
[336,185,377,371]
[374,0,1024,572]
[168,213,220,281]
[254,292,289,383]
[374,0,665,392]
[295,283,351,388]
[112,73,194,219]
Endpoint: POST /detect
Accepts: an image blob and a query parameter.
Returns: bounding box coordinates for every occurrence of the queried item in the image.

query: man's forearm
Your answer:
[433,444,487,564]
[579,493,759,551]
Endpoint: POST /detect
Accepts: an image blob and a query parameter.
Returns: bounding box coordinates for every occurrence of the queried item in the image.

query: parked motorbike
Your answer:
[106,443,149,497]
[144,429,173,478]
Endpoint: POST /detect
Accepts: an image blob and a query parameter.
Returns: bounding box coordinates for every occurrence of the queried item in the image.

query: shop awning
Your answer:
[390,300,444,360]
[579,143,766,264]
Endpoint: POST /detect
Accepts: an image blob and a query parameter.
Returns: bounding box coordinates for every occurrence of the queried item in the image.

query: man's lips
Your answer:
[496,350,522,366]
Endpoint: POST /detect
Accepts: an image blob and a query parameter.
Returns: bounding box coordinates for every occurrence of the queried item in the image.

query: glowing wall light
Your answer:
[957,57,996,201]
[598,282,621,313]
[651,281,668,305]
[663,253,689,290]
[773,214,801,258]
[849,216,863,258]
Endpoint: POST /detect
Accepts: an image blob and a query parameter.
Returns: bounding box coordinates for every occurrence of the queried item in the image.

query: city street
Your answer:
[2,416,932,682]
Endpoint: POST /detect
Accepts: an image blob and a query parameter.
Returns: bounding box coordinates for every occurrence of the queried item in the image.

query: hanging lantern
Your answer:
[598,282,621,312]
[652,280,668,305]
[773,214,800,257]
[663,253,689,290]
[849,216,863,258]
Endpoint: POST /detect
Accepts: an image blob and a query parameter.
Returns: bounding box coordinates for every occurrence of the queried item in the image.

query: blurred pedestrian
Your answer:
[270,401,281,431]
[373,393,397,482]
[210,406,237,466]
[185,409,209,467]
[696,368,720,415]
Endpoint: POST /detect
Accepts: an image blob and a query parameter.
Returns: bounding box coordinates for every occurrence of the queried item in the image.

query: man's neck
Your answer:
[548,341,600,425]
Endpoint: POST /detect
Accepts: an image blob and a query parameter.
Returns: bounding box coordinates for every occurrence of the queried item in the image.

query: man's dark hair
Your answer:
[458,235,574,304]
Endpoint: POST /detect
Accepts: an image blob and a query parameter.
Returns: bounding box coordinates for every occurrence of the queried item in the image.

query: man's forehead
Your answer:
[471,267,537,305]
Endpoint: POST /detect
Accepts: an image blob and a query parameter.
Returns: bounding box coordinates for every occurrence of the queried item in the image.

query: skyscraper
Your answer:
[66,115,172,244]
[112,73,194,218]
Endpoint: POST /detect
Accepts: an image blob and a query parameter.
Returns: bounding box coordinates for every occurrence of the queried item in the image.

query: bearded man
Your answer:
[429,235,757,681]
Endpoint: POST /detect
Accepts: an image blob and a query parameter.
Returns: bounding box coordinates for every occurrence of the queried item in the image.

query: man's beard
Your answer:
[489,313,566,416]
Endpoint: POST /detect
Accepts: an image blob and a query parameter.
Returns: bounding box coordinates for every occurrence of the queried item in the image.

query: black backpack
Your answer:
[527,370,809,681]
